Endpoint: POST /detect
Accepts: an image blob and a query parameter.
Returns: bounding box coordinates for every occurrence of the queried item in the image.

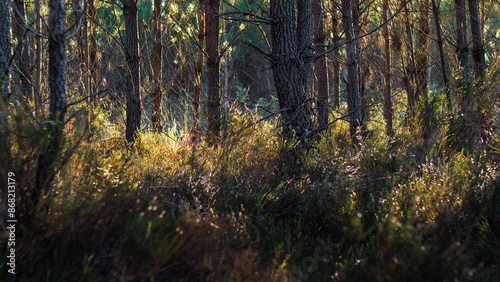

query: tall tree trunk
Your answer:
[342,0,361,138]
[0,0,10,100]
[88,0,97,97]
[192,0,205,143]
[312,0,328,128]
[382,0,393,136]
[206,0,220,146]
[35,0,68,203]
[468,0,485,76]
[353,0,368,131]
[123,0,141,144]
[270,0,312,141]
[0,0,12,222]
[13,0,32,99]
[331,10,340,109]
[402,0,416,115]
[432,0,451,110]
[455,0,468,70]
[76,0,89,131]
[416,0,429,103]
[152,0,163,132]
[86,0,97,135]
[34,0,42,114]
[297,0,311,95]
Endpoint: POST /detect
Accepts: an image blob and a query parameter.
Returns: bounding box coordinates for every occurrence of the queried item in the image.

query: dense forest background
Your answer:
[1,0,500,280]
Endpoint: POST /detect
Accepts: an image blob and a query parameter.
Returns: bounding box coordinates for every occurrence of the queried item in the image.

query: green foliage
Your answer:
[3,92,500,281]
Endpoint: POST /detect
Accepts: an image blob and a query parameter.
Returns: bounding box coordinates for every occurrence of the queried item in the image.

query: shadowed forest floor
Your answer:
[1,102,499,281]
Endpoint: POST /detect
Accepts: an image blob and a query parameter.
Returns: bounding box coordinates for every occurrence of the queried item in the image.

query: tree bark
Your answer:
[432,0,451,110]
[312,0,328,128]
[89,0,97,102]
[35,0,68,202]
[468,0,485,76]
[152,0,163,132]
[34,0,42,114]
[270,0,312,141]
[0,0,12,222]
[382,0,393,136]
[206,0,220,146]
[0,0,10,100]
[455,0,468,70]
[331,10,340,110]
[13,0,32,99]
[192,0,205,143]
[342,0,361,138]
[123,0,142,144]
[297,0,311,94]
[402,0,416,115]
[416,0,429,103]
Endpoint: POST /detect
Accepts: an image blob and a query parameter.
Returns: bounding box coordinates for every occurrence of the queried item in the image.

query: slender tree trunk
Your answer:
[468,0,485,76]
[76,0,89,131]
[35,0,67,203]
[332,10,340,110]
[88,0,97,97]
[206,0,220,146]
[297,0,311,95]
[87,0,97,134]
[312,0,328,128]
[13,0,32,99]
[342,0,361,138]
[402,0,416,115]
[455,0,468,70]
[270,0,312,141]
[0,0,12,222]
[123,0,141,144]
[34,0,42,114]
[416,0,429,103]
[0,0,10,100]
[192,0,204,143]
[432,0,450,110]
[468,0,486,138]
[352,0,368,131]
[382,0,393,136]
[152,0,163,132]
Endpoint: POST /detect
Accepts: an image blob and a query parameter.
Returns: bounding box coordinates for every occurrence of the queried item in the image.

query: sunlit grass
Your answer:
[3,95,499,281]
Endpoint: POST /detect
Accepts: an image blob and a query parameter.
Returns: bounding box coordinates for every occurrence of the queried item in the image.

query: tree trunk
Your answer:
[332,10,340,110]
[297,0,311,94]
[432,0,450,110]
[34,0,42,114]
[206,0,220,146]
[35,0,68,203]
[192,0,205,143]
[342,0,361,138]
[13,0,32,99]
[353,0,368,131]
[312,0,328,128]
[402,0,416,115]
[270,0,312,141]
[468,0,485,76]
[123,0,141,144]
[455,0,468,70]
[0,0,10,100]
[88,0,97,130]
[416,0,429,103]
[152,0,163,132]
[382,0,393,136]
[0,0,12,223]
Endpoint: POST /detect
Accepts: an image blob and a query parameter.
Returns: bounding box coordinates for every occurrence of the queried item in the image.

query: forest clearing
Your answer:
[1,0,500,280]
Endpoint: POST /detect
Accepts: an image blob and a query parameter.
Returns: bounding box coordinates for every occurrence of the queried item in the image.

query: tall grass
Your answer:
[1,82,499,281]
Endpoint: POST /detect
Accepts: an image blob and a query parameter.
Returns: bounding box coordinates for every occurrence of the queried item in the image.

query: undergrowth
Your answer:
[1,97,499,281]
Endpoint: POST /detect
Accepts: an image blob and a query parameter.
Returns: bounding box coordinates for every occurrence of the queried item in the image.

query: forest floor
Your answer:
[2,104,500,281]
